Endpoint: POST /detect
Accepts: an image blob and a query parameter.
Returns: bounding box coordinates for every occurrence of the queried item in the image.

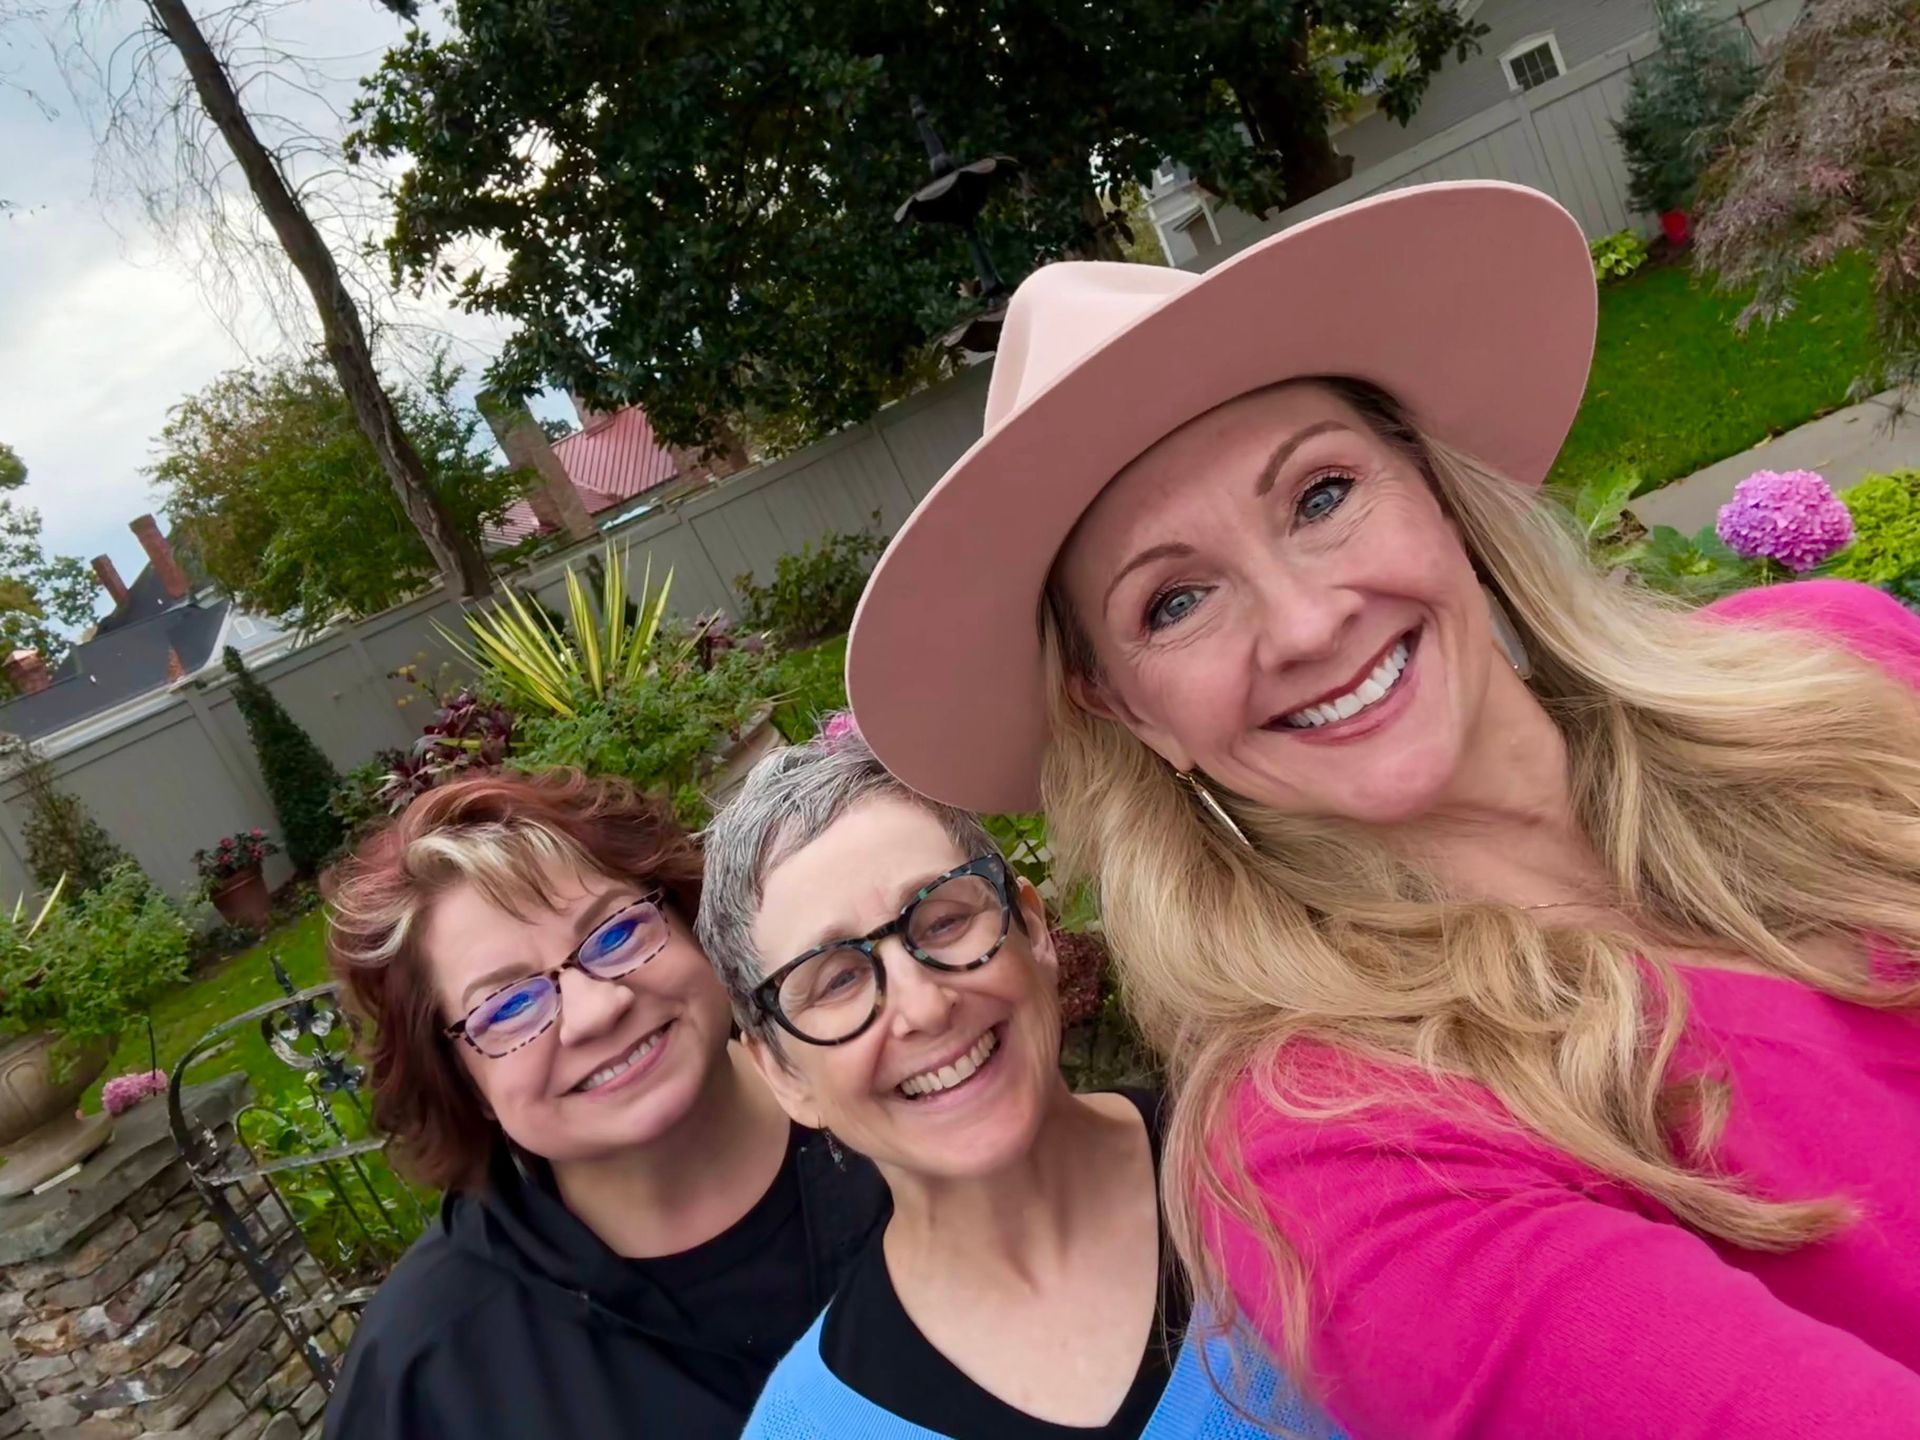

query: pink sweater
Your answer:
[1212,581,1920,1439]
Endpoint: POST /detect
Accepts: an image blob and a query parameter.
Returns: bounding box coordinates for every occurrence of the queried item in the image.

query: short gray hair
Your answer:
[697,727,1002,1043]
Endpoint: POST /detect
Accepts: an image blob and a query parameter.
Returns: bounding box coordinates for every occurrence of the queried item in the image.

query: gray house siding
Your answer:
[1337,0,1662,173]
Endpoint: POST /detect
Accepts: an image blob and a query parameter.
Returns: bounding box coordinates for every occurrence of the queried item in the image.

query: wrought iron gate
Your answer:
[167,955,429,1390]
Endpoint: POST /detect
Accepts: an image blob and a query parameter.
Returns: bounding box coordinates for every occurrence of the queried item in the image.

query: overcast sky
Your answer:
[0,1,565,628]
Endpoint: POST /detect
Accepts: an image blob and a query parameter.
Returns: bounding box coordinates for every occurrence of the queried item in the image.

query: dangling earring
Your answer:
[823,1129,845,1169]
[1179,770,1252,850]
[1482,583,1533,681]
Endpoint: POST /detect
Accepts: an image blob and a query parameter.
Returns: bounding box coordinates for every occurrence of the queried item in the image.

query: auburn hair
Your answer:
[323,768,704,1192]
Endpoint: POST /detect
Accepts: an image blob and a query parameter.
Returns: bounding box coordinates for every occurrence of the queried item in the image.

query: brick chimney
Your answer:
[92,554,130,609]
[479,396,597,543]
[4,649,51,695]
[166,646,188,684]
[130,515,189,600]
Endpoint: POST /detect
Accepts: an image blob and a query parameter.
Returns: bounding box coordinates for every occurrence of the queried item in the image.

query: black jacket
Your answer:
[323,1129,888,1439]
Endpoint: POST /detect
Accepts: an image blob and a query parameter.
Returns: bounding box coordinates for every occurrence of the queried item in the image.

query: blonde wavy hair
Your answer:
[1039,377,1920,1387]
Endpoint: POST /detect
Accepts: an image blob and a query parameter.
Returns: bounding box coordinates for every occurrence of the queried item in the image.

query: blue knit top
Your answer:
[741,1309,1337,1440]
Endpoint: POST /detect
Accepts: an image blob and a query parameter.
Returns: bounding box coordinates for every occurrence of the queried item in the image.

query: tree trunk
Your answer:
[145,0,493,599]
[1076,190,1128,263]
[1232,38,1354,210]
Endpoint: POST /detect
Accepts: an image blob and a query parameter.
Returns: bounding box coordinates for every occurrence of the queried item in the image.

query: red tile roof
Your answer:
[485,406,680,544]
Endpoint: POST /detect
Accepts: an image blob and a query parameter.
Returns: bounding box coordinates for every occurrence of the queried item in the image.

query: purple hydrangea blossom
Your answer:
[1715,469,1854,572]
[101,1070,168,1116]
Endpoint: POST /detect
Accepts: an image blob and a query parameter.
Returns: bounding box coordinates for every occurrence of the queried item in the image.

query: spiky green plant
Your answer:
[442,545,675,718]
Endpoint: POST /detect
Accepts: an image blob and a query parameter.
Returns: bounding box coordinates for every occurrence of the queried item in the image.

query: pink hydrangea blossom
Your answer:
[1715,468,1854,572]
[819,711,862,747]
[101,1070,167,1116]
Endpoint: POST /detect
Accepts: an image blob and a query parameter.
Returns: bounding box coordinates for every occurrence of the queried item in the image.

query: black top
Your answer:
[324,1123,889,1440]
[621,1127,820,1394]
[820,1089,1187,1439]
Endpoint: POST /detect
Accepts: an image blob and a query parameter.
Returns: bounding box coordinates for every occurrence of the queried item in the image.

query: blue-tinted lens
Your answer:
[578,901,667,976]
[467,976,558,1052]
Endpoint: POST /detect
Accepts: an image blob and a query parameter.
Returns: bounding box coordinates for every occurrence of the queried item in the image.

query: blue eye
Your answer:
[1147,585,1207,632]
[473,979,552,1036]
[1297,473,1355,523]
[589,917,638,958]
[493,990,536,1021]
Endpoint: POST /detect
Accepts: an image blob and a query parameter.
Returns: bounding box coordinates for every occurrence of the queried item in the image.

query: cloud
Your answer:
[0,1,572,629]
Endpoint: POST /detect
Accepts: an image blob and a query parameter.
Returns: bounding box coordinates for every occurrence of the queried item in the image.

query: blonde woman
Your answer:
[844,181,1920,1438]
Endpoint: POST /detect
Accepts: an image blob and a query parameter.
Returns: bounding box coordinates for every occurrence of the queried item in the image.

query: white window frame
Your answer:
[1499,32,1566,93]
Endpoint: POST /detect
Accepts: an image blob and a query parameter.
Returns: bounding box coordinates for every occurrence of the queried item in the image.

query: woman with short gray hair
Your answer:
[699,718,1331,1440]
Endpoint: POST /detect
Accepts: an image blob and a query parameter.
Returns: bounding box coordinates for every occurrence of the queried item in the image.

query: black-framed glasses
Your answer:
[753,855,1013,1046]
[444,893,669,1058]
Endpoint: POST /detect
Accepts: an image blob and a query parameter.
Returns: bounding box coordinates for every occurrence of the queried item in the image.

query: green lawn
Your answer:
[768,633,850,741]
[86,908,332,1114]
[1548,256,1878,498]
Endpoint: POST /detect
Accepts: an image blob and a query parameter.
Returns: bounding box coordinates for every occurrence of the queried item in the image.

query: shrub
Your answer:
[1829,470,1920,585]
[378,688,516,812]
[224,646,343,874]
[329,754,403,844]
[443,544,673,718]
[0,865,192,1061]
[511,643,776,827]
[1614,0,1758,216]
[9,746,138,896]
[1695,0,1920,399]
[1889,573,1920,616]
[1626,523,1764,600]
[734,518,888,646]
[1589,230,1649,283]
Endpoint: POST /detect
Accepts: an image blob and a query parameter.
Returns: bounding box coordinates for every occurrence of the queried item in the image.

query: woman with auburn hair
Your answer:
[845,180,1920,1438]
[320,768,886,1440]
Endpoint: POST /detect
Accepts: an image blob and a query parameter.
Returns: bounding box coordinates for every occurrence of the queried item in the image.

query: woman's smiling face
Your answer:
[1054,381,1501,826]
[423,868,736,1168]
[745,795,1062,1184]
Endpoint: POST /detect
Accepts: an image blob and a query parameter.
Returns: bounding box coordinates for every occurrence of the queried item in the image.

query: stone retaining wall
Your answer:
[0,1077,347,1440]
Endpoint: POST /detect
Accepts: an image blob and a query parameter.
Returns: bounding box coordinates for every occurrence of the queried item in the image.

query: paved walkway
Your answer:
[1633,391,1920,534]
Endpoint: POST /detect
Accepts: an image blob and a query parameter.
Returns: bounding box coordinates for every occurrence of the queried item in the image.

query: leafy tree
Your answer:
[1613,0,1757,217]
[1695,0,1920,399]
[351,1,1483,454]
[154,353,518,631]
[0,442,97,690]
[223,645,342,873]
[7,743,142,897]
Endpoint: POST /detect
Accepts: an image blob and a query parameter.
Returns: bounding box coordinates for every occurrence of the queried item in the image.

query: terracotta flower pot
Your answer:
[0,1032,116,1199]
[210,864,273,931]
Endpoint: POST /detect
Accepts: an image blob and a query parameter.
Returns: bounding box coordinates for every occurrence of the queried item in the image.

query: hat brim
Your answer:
[849,181,1596,813]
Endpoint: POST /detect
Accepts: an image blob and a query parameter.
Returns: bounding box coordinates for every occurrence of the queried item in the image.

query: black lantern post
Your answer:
[894,97,1021,353]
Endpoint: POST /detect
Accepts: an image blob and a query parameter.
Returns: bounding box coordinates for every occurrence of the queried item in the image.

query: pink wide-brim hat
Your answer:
[848,181,1596,813]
